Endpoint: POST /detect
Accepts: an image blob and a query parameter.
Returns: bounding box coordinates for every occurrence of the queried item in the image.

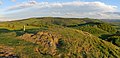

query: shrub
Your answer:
[97,23,117,33]
[108,36,120,47]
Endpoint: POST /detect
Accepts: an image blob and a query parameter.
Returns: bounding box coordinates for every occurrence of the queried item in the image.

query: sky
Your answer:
[0,0,120,21]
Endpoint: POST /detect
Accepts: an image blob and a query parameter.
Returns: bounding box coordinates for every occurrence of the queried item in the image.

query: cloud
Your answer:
[1,1,120,20]
[0,1,3,5]
[5,0,38,11]
[4,1,117,12]
[11,0,16,2]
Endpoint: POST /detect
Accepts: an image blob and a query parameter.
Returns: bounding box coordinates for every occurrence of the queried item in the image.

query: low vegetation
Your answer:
[0,17,119,58]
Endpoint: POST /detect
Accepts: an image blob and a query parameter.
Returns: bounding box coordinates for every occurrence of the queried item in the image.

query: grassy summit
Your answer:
[0,17,119,58]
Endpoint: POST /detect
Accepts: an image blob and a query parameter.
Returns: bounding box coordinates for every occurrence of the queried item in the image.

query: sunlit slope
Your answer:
[0,17,119,58]
[0,17,100,30]
[0,26,119,58]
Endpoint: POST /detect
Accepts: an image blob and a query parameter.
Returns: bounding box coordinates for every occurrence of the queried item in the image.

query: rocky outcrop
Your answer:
[19,31,61,55]
[0,45,18,58]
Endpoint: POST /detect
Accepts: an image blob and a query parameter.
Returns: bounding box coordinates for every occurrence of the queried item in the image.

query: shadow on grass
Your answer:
[99,34,111,40]
[0,28,10,33]
[67,22,101,27]
[0,28,25,36]
[0,27,48,36]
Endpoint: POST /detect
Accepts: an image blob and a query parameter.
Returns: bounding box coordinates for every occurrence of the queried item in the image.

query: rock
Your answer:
[0,45,18,58]
[18,31,61,55]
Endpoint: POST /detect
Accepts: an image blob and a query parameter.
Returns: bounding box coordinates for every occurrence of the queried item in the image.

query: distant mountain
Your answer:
[101,19,120,22]
[105,12,120,16]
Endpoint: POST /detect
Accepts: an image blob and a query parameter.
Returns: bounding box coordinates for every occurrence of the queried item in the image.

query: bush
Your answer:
[97,23,117,33]
[108,36,120,47]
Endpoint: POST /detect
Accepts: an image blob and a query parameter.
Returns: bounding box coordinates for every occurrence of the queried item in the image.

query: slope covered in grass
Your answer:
[0,17,100,30]
[0,17,119,58]
[72,25,108,36]
[1,26,119,58]
[17,27,120,58]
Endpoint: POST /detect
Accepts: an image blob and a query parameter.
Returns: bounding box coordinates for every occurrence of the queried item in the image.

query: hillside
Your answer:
[0,17,120,58]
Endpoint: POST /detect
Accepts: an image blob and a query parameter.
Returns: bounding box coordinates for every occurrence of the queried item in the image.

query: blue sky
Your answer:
[0,0,120,21]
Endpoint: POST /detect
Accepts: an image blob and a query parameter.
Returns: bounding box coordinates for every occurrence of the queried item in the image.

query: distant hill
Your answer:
[101,19,120,22]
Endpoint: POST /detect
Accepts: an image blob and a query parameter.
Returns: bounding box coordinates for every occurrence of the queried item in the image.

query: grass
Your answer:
[0,17,119,58]
[72,25,108,36]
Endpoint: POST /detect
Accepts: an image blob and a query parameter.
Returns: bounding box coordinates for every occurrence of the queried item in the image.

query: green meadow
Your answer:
[0,17,120,58]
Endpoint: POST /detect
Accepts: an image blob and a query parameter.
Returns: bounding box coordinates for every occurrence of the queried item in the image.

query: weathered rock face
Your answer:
[0,45,18,58]
[19,31,61,55]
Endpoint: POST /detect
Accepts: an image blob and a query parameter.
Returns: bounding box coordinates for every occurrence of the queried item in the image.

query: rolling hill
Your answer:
[0,17,119,58]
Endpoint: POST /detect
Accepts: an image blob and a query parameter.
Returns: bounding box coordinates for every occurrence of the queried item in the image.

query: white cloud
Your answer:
[5,1,117,12]
[0,1,2,5]
[1,1,120,20]
[5,0,38,11]
[11,0,16,2]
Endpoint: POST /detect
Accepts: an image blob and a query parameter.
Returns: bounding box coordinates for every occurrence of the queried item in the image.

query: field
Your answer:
[0,17,120,58]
